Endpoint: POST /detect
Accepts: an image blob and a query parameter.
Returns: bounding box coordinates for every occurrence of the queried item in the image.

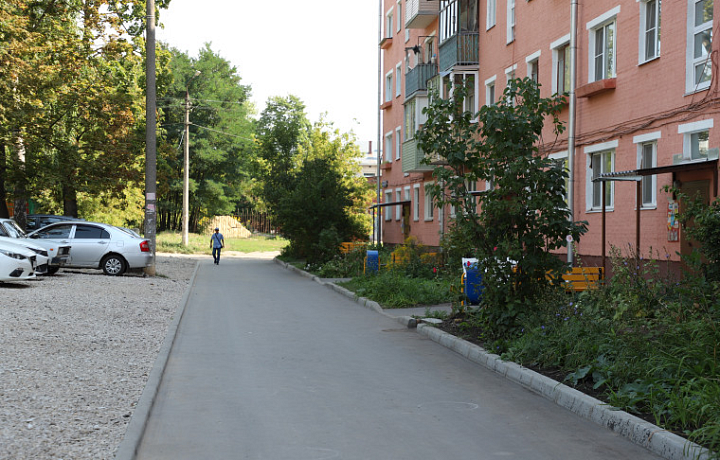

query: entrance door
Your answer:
[679,180,710,259]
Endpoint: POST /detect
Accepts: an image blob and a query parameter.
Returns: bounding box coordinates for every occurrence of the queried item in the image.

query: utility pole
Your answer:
[567,0,578,265]
[144,0,157,276]
[182,71,201,246]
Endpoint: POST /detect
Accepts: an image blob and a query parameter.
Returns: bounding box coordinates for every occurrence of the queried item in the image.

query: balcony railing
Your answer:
[405,0,440,29]
[439,32,479,72]
[402,138,435,174]
[405,63,439,98]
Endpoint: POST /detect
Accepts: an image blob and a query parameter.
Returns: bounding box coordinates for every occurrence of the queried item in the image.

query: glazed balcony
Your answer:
[439,32,479,72]
[406,0,440,29]
[405,63,438,98]
[402,138,435,174]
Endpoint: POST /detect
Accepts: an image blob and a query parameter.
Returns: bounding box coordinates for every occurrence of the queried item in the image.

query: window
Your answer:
[395,126,402,160]
[640,0,661,63]
[74,225,110,239]
[413,184,421,221]
[585,141,616,210]
[551,35,571,94]
[424,35,436,65]
[505,65,517,104]
[441,0,479,43]
[507,0,516,44]
[396,62,402,97]
[385,190,393,221]
[386,8,394,39]
[687,0,713,92]
[526,50,541,83]
[454,73,477,113]
[385,71,393,103]
[424,182,435,220]
[588,8,619,83]
[385,132,393,163]
[485,75,496,105]
[634,131,660,208]
[487,0,496,30]
[679,119,713,160]
[549,151,569,204]
[396,189,403,220]
[397,0,402,33]
[34,224,72,239]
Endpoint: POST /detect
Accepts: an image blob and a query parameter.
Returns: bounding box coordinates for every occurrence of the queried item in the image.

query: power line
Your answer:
[190,123,255,141]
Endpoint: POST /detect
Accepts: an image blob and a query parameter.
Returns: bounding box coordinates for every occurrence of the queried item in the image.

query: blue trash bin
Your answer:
[463,260,483,305]
[365,250,379,273]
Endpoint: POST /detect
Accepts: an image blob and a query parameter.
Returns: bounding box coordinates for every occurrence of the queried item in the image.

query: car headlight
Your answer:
[30,248,49,257]
[0,249,27,260]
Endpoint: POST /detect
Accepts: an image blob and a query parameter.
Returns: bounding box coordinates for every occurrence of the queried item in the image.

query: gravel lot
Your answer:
[0,253,201,460]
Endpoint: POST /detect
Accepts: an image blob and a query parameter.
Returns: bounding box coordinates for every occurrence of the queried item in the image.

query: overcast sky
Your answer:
[156,0,380,153]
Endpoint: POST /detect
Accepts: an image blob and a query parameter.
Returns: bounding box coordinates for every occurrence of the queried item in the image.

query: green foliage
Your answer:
[256,100,372,265]
[157,45,256,232]
[677,192,720,282]
[338,271,454,308]
[417,77,587,334]
[156,231,288,255]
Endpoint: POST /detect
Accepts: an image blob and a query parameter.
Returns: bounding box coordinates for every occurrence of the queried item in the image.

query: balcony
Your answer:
[405,0,440,29]
[439,32,479,72]
[402,138,435,173]
[405,63,439,98]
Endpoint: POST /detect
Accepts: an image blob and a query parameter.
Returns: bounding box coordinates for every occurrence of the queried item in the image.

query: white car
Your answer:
[0,239,37,282]
[0,218,71,274]
[28,221,152,276]
[0,236,49,274]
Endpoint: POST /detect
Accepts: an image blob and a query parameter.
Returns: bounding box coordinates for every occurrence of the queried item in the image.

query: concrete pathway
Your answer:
[129,256,662,460]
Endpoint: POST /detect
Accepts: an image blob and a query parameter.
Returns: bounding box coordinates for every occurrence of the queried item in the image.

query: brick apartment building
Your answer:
[379,0,719,268]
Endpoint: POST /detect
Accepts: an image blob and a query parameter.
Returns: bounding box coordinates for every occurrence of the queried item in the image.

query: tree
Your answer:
[156,45,255,232]
[418,78,587,333]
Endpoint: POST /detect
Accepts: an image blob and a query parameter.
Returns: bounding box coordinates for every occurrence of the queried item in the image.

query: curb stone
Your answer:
[114,260,201,460]
[275,257,712,460]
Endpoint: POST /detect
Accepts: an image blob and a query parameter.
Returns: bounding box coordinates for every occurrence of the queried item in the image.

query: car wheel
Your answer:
[101,254,127,276]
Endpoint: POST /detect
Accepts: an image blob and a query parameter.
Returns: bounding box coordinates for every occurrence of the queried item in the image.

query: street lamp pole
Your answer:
[182,71,201,246]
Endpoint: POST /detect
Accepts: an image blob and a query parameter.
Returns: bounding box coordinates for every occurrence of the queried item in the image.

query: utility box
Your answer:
[365,250,379,273]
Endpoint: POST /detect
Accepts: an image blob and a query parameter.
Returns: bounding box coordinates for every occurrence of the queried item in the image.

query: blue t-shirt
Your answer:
[211,232,224,248]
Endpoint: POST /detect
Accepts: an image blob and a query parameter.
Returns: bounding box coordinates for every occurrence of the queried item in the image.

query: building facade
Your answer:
[379,0,718,266]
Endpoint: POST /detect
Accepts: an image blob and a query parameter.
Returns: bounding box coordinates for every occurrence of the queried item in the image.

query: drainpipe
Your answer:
[567,0,578,265]
[377,0,383,246]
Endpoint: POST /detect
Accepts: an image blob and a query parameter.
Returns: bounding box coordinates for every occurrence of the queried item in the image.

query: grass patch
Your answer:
[338,270,454,308]
[156,231,288,255]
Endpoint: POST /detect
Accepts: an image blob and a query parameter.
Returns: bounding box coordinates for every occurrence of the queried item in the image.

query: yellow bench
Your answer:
[339,242,365,254]
[560,267,603,292]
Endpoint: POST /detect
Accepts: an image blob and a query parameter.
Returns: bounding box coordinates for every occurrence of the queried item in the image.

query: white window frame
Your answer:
[385,131,393,163]
[487,0,497,30]
[585,141,617,211]
[587,7,620,83]
[639,0,661,64]
[385,190,393,221]
[385,71,393,103]
[386,8,394,39]
[507,0,516,44]
[549,151,569,204]
[679,119,713,161]
[485,75,497,106]
[396,62,403,97]
[505,65,517,104]
[451,72,479,115]
[634,132,661,208]
[686,0,713,93]
[397,0,402,33]
[413,184,421,221]
[396,188,403,220]
[395,126,402,160]
[424,182,435,221]
[526,50,541,83]
[551,34,571,94]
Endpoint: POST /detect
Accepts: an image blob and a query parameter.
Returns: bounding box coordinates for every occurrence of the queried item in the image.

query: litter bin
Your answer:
[462,258,483,305]
[365,250,379,273]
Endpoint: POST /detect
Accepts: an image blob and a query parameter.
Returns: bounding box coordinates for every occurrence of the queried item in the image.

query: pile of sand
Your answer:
[206,216,252,238]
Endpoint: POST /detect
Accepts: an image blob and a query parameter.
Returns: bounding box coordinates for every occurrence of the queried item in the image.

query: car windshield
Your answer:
[3,221,27,238]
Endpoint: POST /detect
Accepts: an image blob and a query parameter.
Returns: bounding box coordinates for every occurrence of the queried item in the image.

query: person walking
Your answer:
[210,227,224,265]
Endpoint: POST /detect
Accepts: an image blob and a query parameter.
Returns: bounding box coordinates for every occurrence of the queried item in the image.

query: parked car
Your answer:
[25,214,85,232]
[0,239,37,282]
[0,236,49,274]
[0,218,71,275]
[27,221,151,276]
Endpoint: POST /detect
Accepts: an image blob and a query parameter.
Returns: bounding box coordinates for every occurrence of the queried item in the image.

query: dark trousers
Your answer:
[212,247,222,263]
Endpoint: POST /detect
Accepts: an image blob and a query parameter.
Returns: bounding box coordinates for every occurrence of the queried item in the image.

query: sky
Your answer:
[156,0,380,153]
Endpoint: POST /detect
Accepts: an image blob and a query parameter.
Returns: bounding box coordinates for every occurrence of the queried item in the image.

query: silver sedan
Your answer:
[28,221,152,276]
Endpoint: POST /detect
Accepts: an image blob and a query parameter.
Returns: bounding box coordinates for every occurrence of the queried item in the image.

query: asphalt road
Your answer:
[135,256,661,460]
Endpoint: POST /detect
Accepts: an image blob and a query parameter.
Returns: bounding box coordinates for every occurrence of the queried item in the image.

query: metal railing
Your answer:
[439,32,479,72]
[405,63,439,98]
